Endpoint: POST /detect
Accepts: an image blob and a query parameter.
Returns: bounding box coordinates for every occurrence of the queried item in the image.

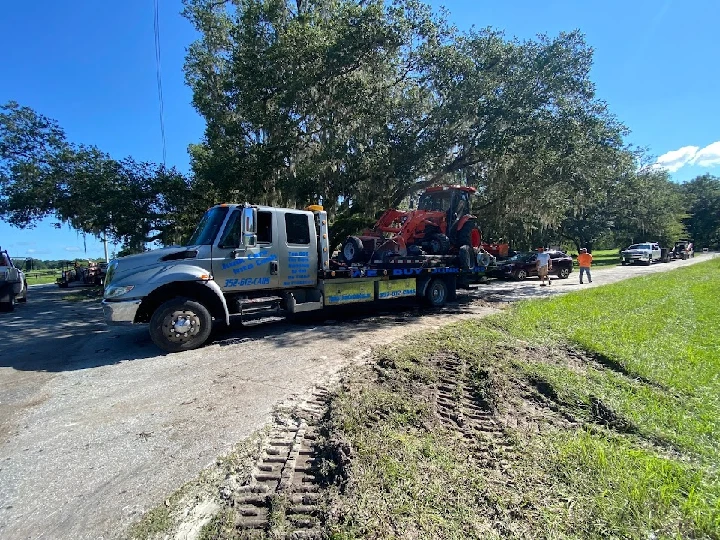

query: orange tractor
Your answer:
[341,186,483,264]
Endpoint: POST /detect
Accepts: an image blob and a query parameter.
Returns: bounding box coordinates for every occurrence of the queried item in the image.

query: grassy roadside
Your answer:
[321,258,720,539]
[570,248,620,268]
[26,271,61,285]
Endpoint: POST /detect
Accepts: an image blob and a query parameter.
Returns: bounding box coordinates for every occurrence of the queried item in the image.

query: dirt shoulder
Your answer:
[0,254,713,539]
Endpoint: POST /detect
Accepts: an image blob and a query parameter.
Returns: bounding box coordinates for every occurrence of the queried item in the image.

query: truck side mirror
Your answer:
[241,207,257,248]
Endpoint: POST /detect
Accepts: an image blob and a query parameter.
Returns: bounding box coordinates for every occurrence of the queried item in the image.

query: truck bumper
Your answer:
[102,299,142,325]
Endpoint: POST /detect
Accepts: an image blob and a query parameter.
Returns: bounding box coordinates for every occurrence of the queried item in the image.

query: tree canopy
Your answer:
[1,0,717,252]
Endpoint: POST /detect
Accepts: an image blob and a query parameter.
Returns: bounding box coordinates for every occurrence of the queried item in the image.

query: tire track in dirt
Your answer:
[228,388,329,538]
[431,354,517,472]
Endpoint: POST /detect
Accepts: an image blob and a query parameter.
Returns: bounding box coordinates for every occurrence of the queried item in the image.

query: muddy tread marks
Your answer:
[431,354,518,472]
[231,389,329,538]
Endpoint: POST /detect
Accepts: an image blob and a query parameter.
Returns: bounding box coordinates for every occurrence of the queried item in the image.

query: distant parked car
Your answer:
[487,250,573,280]
[671,240,694,260]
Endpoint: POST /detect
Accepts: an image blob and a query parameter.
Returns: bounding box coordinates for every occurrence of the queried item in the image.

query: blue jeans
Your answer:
[580,267,592,282]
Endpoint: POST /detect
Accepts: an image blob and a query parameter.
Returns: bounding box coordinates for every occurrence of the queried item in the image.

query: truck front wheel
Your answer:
[149,298,212,353]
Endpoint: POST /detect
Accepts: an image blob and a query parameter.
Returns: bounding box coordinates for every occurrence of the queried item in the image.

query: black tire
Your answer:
[621,260,626,266]
[458,245,474,270]
[428,233,451,255]
[342,236,365,263]
[456,219,480,248]
[149,298,213,353]
[558,267,570,279]
[514,269,527,281]
[425,278,448,307]
[646,258,652,266]
[0,299,14,312]
[17,282,28,302]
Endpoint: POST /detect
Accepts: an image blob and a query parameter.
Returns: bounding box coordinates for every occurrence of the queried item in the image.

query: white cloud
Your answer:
[655,145,699,172]
[655,141,720,173]
[691,141,720,168]
[65,246,81,252]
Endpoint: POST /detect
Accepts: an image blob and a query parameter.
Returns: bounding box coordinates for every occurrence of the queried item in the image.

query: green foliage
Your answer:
[183,0,641,246]
[681,174,720,249]
[0,101,203,249]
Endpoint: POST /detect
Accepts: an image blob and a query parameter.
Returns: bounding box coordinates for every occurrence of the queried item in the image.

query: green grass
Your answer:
[25,271,61,285]
[61,287,104,302]
[322,258,720,539]
[569,248,621,268]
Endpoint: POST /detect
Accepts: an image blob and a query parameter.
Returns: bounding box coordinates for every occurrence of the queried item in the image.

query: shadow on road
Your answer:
[1,277,561,372]
[0,285,157,372]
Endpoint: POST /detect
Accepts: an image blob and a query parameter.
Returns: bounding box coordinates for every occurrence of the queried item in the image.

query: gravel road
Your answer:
[0,254,713,539]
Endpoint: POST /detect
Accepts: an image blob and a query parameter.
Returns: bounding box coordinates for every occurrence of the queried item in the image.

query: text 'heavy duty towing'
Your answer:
[102,203,491,352]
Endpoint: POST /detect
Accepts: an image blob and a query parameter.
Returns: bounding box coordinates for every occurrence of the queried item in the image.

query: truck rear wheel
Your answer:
[17,281,28,303]
[425,278,448,307]
[149,298,212,353]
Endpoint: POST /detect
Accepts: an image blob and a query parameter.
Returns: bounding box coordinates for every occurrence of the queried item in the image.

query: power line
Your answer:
[153,0,167,167]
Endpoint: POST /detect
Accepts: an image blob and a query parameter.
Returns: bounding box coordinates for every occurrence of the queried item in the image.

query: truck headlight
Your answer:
[104,285,135,299]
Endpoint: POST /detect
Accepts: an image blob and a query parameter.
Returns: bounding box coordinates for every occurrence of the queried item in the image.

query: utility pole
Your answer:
[103,235,109,263]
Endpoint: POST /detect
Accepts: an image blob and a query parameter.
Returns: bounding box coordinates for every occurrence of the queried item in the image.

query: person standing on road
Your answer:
[578,248,593,284]
[536,247,552,286]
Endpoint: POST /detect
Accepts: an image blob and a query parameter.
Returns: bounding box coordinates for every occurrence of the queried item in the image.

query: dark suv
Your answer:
[488,250,573,280]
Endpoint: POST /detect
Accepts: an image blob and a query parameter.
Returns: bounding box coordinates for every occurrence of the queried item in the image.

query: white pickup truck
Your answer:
[620,242,662,266]
[0,249,28,311]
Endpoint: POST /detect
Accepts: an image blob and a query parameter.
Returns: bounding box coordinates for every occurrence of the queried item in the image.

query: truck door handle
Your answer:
[270,261,278,275]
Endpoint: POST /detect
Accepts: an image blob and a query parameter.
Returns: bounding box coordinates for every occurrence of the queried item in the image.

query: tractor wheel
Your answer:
[456,220,482,248]
[458,245,474,270]
[342,236,365,263]
[428,233,451,255]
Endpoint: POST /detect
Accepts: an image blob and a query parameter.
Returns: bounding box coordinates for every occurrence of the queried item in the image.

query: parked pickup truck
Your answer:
[620,242,663,265]
[102,203,491,352]
[0,249,28,311]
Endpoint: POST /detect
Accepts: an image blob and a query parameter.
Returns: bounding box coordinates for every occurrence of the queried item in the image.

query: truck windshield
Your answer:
[188,206,229,245]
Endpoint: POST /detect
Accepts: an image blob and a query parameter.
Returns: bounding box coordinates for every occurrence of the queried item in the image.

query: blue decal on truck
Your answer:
[225,277,271,287]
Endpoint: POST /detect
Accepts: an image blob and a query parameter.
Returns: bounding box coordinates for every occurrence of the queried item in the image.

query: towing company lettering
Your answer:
[328,292,373,303]
[286,251,312,286]
[224,277,271,287]
[377,288,416,299]
[221,250,278,274]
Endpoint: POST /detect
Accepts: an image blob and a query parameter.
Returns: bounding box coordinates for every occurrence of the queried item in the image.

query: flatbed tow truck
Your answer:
[102,203,491,352]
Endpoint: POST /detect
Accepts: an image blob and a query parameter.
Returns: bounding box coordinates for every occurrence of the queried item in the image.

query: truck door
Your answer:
[212,208,280,292]
[652,243,661,260]
[278,211,318,288]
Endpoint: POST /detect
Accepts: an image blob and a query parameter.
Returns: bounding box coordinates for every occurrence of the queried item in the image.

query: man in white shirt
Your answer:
[535,247,552,286]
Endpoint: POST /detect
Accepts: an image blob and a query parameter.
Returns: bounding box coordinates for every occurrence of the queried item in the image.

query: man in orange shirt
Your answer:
[578,248,593,284]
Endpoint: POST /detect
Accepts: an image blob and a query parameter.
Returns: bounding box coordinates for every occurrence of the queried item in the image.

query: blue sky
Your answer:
[1,0,718,260]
